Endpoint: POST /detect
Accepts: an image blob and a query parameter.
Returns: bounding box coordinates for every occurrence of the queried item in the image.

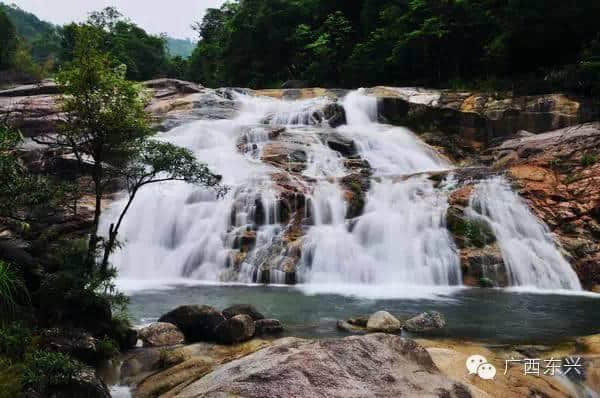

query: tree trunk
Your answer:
[87,166,103,268]
[101,223,116,273]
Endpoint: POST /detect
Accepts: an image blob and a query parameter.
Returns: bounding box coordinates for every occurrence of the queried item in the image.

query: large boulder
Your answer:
[322,103,347,128]
[222,304,265,321]
[404,311,447,333]
[366,311,403,333]
[177,334,472,398]
[324,131,357,157]
[158,305,226,342]
[255,319,284,336]
[139,322,185,347]
[214,314,255,345]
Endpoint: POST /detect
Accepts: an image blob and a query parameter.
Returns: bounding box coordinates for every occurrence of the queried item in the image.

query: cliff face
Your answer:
[1,80,599,290]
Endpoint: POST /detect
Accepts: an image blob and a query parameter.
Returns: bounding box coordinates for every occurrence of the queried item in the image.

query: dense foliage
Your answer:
[0,7,17,69]
[188,0,600,93]
[0,4,190,84]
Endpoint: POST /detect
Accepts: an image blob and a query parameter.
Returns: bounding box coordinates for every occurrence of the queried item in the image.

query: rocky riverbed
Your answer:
[98,301,600,398]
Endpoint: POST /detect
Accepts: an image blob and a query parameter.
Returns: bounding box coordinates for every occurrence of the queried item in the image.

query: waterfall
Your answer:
[102,88,582,293]
[299,90,461,286]
[467,177,582,290]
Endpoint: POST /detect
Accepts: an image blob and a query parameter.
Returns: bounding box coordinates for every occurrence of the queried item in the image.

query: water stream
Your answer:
[102,88,583,293]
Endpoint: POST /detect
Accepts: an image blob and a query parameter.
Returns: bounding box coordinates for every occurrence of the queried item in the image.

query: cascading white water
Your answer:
[467,177,582,290]
[103,87,582,293]
[299,90,461,287]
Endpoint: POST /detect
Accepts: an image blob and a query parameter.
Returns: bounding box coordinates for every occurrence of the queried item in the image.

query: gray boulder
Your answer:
[214,314,256,345]
[366,311,402,333]
[404,311,447,333]
[139,322,185,347]
[158,305,226,342]
[177,334,471,398]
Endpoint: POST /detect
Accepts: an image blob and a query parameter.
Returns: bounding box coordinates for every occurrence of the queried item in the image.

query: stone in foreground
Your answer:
[158,305,226,342]
[214,314,255,345]
[177,334,471,398]
[405,311,447,333]
[139,322,185,347]
[366,311,402,333]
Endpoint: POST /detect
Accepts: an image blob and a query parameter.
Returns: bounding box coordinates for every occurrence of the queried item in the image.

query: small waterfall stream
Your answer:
[102,88,582,293]
[467,177,582,290]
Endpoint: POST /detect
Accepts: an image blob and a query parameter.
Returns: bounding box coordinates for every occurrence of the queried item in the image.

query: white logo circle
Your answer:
[466,355,487,375]
[477,363,497,380]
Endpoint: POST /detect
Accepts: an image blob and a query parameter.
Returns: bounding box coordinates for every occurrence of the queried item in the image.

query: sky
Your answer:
[8,0,227,39]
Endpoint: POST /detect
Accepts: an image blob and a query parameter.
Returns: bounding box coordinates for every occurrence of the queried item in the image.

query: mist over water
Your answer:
[102,89,582,295]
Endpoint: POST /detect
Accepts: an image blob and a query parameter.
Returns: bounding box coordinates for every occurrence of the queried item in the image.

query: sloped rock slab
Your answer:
[178,334,471,398]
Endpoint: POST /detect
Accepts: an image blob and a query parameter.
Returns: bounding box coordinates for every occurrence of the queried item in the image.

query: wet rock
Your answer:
[139,322,185,347]
[460,245,508,288]
[322,102,347,128]
[486,122,600,289]
[366,311,402,333]
[368,86,598,146]
[158,305,226,342]
[341,173,371,219]
[177,334,470,398]
[325,131,356,156]
[214,314,255,345]
[405,311,446,333]
[222,304,265,321]
[336,320,367,335]
[348,316,369,327]
[446,207,496,249]
[255,319,284,336]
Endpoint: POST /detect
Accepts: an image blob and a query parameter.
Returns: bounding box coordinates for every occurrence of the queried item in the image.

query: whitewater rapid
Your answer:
[101,88,582,294]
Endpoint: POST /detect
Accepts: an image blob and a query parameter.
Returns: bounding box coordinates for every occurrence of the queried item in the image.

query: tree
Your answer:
[0,7,17,69]
[303,11,353,86]
[38,27,224,272]
[60,8,171,81]
[0,120,72,223]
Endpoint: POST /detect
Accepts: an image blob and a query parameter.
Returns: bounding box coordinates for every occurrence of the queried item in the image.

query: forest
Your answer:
[2,1,600,94]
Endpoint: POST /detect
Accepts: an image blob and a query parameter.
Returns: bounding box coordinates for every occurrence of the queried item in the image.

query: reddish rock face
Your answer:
[487,122,600,289]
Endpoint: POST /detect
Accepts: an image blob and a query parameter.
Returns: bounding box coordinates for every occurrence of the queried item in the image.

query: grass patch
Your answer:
[581,153,598,168]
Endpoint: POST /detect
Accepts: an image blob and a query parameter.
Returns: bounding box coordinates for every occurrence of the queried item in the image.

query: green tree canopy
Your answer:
[0,7,17,69]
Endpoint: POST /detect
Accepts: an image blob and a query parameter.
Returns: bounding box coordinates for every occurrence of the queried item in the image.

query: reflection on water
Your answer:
[125,283,600,344]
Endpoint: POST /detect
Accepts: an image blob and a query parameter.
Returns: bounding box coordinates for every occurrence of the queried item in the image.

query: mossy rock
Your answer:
[446,208,496,248]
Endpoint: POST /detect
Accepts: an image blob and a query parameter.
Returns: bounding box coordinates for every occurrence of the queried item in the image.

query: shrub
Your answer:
[0,323,32,361]
[22,351,83,392]
[96,337,119,359]
[0,261,30,324]
[581,153,598,168]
